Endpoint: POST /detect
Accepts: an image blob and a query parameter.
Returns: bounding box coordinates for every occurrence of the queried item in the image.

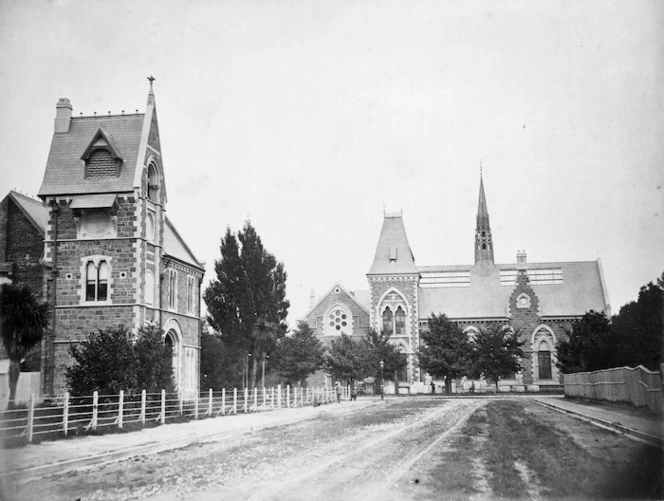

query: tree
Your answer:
[362,328,407,393]
[65,324,174,396]
[418,314,474,394]
[556,310,615,374]
[272,321,325,386]
[611,272,663,370]
[0,283,50,407]
[325,334,367,387]
[204,221,289,388]
[200,324,243,390]
[471,324,524,392]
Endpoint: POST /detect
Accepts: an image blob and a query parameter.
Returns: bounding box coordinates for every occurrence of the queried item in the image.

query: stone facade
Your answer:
[36,87,204,398]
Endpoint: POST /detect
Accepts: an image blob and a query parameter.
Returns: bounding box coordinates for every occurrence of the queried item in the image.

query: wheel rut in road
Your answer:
[246,399,486,501]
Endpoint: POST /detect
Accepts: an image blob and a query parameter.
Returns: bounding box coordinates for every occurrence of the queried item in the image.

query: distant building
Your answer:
[303,176,610,389]
[1,83,205,398]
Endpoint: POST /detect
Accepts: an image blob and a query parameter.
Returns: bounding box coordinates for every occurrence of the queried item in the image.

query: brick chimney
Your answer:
[54,98,72,133]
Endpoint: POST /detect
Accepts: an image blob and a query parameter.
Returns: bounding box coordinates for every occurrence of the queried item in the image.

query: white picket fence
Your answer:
[563,365,663,414]
[0,384,338,446]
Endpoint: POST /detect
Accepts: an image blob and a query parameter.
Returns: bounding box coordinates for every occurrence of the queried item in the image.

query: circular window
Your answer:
[327,308,351,334]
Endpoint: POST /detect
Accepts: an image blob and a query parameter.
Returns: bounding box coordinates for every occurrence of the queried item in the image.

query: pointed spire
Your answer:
[147,75,156,105]
[475,168,494,265]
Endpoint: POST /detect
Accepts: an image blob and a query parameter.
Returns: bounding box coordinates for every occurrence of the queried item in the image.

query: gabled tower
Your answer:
[367,210,420,383]
[474,174,494,265]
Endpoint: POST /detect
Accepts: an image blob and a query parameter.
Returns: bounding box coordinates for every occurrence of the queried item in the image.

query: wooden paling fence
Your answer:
[563,365,663,414]
[0,384,337,447]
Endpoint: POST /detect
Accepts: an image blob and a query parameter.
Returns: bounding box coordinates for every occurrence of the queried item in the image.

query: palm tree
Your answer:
[0,283,50,407]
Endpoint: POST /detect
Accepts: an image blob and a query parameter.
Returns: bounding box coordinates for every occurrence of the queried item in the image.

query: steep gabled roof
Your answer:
[163,217,204,271]
[38,114,144,196]
[6,191,48,236]
[367,212,418,275]
[303,281,370,319]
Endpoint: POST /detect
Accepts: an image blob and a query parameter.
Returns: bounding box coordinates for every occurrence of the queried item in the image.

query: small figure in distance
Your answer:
[335,381,342,403]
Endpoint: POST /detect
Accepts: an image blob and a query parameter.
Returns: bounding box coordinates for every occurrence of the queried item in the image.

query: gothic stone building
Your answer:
[33,85,204,398]
[303,176,610,389]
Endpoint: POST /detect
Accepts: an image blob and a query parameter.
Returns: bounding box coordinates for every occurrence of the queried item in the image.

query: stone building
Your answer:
[303,176,610,389]
[32,83,204,398]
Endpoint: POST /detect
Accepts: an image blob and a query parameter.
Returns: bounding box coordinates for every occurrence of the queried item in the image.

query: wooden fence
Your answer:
[563,365,663,414]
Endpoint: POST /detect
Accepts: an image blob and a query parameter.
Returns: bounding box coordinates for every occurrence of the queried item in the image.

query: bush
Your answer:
[65,324,174,396]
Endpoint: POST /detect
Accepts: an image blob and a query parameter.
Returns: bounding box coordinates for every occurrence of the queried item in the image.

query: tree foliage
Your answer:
[204,221,289,388]
[611,272,663,370]
[325,334,367,386]
[200,324,243,389]
[471,324,524,391]
[0,283,50,407]
[418,314,474,394]
[65,324,174,396]
[556,310,615,374]
[362,328,407,387]
[272,321,325,386]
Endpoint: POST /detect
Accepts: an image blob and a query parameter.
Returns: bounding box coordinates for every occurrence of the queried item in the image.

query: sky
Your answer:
[1,0,662,327]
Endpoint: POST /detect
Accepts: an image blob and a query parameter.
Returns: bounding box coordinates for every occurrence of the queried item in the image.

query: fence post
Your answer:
[63,392,70,436]
[222,388,226,415]
[118,390,124,429]
[271,387,275,408]
[233,388,238,414]
[253,387,258,411]
[293,387,298,407]
[263,387,267,410]
[161,389,166,425]
[278,384,282,409]
[27,393,35,444]
[286,385,290,408]
[140,390,146,424]
[244,388,248,413]
[209,388,214,416]
[86,391,99,431]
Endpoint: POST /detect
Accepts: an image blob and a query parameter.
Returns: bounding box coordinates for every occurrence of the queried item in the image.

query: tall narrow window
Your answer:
[147,164,158,202]
[169,270,177,310]
[382,307,393,335]
[145,270,155,306]
[98,261,108,301]
[395,306,405,335]
[186,276,196,314]
[86,262,97,301]
[538,343,552,380]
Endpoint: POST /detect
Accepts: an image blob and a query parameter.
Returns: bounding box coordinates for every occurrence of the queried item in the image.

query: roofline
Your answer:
[596,258,611,316]
[8,191,46,237]
[303,281,371,319]
[164,216,204,271]
[38,190,135,200]
[162,253,205,274]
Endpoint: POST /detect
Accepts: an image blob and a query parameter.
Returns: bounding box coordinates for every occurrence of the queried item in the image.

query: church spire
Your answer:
[475,168,494,265]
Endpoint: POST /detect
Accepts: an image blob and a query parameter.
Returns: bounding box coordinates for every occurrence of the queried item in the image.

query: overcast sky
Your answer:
[1,0,662,327]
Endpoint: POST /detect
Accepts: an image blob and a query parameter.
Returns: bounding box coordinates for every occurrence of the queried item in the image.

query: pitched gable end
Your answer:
[81,128,123,161]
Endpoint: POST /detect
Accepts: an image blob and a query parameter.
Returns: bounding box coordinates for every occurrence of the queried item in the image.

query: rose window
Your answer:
[328,309,348,331]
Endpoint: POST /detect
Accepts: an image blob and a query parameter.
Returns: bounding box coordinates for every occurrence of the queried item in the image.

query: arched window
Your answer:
[395,306,405,335]
[147,164,158,202]
[382,307,393,335]
[165,329,179,389]
[85,259,109,301]
[537,341,552,380]
[146,211,155,242]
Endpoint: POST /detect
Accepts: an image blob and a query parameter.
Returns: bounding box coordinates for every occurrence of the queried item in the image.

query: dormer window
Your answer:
[389,246,398,263]
[81,128,123,178]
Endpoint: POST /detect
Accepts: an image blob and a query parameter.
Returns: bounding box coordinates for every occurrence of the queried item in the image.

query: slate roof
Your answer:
[163,218,204,270]
[367,214,418,275]
[8,191,48,236]
[38,114,145,196]
[418,261,608,320]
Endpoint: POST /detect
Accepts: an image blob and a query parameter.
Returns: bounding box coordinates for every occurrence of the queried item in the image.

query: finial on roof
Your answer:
[147,75,156,94]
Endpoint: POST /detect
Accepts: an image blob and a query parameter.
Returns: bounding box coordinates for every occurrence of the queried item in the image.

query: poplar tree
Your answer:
[204,221,289,388]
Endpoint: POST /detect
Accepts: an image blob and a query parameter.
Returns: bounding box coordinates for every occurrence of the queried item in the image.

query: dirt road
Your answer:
[6,397,662,500]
